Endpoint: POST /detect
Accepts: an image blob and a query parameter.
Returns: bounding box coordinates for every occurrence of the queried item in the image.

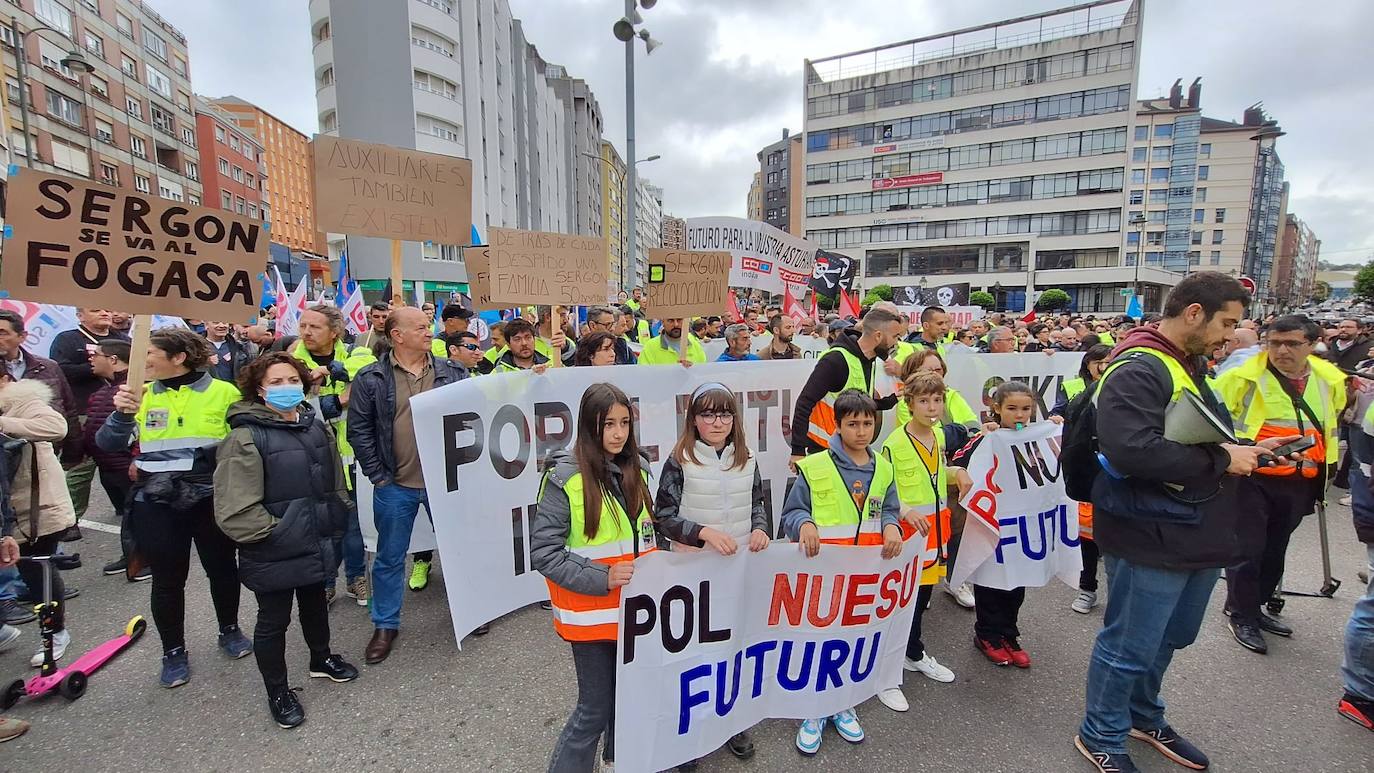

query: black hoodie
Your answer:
[790,330,898,456]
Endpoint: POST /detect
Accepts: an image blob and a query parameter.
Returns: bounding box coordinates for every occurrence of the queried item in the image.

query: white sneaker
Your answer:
[1071,590,1099,614]
[877,686,909,712]
[905,652,956,683]
[796,717,826,755]
[831,708,865,743]
[1339,494,1352,506]
[0,624,20,651]
[945,581,975,608]
[30,628,70,668]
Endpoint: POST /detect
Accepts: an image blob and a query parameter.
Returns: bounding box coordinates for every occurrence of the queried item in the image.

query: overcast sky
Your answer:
[159,0,1372,264]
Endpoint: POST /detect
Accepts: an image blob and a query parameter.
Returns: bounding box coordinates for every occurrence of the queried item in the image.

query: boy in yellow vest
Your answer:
[780,389,902,755]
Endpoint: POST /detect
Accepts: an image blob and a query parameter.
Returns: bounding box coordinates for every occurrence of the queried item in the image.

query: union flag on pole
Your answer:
[336,252,368,335]
[782,286,807,321]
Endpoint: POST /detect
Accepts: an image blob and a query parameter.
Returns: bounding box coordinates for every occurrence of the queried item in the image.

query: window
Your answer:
[1126,231,1139,245]
[1194,209,1204,223]
[229,135,240,152]
[95,118,114,144]
[417,0,453,13]
[116,12,134,39]
[185,160,198,180]
[318,66,334,87]
[1188,251,1201,265]
[84,30,104,58]
[1212,230,1224,244]
[151,104,175,135]
[244,173,254,188]
[1199,143,1211,158]
[121,54,138,80]
[89,74,109,99]
[1134,125,1147,141]
[413,70,459,99]
[181,126,195,145]
[221,190,232,210]
[1148,189,1168,204]
[1146,231,1164,246]
[36,0,73,36]
[1197,165,1209,180]
[39,39,76,78]
[146,64,172,98]
[410,25,456,57]
[172,55,186,77]
[232,166,243,182]
[1131,147,1146,163]
[1149,167,1169,182]
[1129,189,1143,205]
[1130,169,1145,184]
[188,193,200,206]
[1191,230,1202,245]
[235,196,246,215]
[49,137,88,175]
[1210,251,1221,265]
[1214,208,1226,223]
[218,158,229,175]
[176,91,191,113]
[99,163,118,186]
[45,89,83,126]
[130,135,146,158]
[143,28,167,61]
[215,126,225,143]
[417,113,460,142]
[247,203,257,219]
[1195,187,1206,202]
[1151,146,1171,162]
[1154,124,1173,138]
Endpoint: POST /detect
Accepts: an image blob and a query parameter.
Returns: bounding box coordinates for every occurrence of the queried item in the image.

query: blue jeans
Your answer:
[1080,556,1219,753]
[328,474,366,587]
[0,565,20,602]
[1345,544,1374,701]
[370,483,430,630]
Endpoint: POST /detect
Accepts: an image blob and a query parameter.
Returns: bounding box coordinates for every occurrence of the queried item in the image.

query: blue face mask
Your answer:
[263,384,305,411]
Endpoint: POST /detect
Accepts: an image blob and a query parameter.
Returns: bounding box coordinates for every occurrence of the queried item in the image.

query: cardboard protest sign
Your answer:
[312,135,472,244]
[616,539,923,771]
[950,420,1081,590]
[643,248,730,320]
[485,227,607,307]
[1,170,267,320]
[461,247,504,311]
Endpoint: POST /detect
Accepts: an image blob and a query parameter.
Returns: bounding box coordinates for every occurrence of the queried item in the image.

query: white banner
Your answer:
[941,350,1082,426]
[355,474,438,554]
[701,333,831,362]
[0,301,186,357]
[684,217,817,295]
[410,361,814,641]
[615,538,923,772]
[893,304,986,330]
[950,420,1081,590]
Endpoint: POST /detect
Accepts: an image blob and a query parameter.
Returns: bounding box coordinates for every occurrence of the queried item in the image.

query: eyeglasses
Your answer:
[696,412,735,424]
[457,343,480,352]
[1266,340,1311,350]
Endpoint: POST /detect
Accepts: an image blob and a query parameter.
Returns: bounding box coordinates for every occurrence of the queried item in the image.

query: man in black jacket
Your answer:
[1326,317,1369,492]
[1075,273,1298,773]
[346,307,467,665]
[1339,402,1374,731]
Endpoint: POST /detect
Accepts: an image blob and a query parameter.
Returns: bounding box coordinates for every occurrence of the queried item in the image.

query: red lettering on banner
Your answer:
[767,573,807,626]
[841,573,878,626]
[806,575,843,627]
[965,455,1003,529]
[875,569,901,619]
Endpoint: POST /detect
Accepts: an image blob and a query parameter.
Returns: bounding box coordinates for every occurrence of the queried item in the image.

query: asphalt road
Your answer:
[1,487,1371,773]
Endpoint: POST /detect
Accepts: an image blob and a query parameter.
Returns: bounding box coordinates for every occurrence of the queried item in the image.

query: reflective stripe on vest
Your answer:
[806,348,870,448]
[881,429,950,584]
[795,450,894,546]
[133,374,239,473]
[544,470,657,642]
[1221,353,1344,478]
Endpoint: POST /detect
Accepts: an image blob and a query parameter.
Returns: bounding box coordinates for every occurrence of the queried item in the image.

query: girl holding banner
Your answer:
[952,382,1039,669]
[652,382,770,764]
[874,371,959,714]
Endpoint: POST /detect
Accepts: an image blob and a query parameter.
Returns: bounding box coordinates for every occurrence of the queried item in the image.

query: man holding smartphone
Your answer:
[1214,315,1347,654]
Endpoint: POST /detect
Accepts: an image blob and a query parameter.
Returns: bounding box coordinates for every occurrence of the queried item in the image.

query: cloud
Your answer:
[153,0,1370,262]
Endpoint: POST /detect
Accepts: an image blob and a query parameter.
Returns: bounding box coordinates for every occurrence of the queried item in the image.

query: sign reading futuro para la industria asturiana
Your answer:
[683,216,817,295]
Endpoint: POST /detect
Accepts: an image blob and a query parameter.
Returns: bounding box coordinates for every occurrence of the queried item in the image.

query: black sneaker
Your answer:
[102,557,128,575]
[1074,735,1140,772]
[0,599,36,625]
[1228,619,1267,654]
[129,566,152,583]
[1129,725,1210,770]
[52,553,81,571]
[58,525,82,542]
[268,687,305,729]
[308,654,359,683]
[1257,612,1293,637]
[726,730,756,760]
[18,587,79,604]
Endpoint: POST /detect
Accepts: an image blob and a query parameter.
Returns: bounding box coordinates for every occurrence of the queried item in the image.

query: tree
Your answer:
[969,290,995,310]
[862,283,894,307]
[817,293,838,311]
[1312,281,1331,303]
[1355,265,1374,302]
[1035,288,1071,311]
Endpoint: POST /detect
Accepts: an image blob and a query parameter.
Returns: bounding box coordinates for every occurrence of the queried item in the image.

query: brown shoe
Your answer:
[364,628,398,664]
[0,716,30,743]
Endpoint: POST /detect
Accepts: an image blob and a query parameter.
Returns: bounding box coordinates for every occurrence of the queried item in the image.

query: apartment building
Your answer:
[746,170,761,220]
[661,214,685,249]
[802,0,1180,314]
[599,140,628,288]
[757,129,801,233]
[3,0,203,206]
[634,179,663,288]
[1275,213,1320,308]
[194,96,264,223]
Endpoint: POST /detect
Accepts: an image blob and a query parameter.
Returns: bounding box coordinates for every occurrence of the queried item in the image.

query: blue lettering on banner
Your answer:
[993,504,1078,563]
[674,633,883,735]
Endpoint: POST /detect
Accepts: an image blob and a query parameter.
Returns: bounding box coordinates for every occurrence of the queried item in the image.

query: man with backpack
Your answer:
[1074,273,1302,773]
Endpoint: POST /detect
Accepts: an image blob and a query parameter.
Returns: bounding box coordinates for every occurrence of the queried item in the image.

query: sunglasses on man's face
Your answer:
[456,343,480,352]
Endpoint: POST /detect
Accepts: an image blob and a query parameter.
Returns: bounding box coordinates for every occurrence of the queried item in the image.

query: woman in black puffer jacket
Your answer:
[213,352,358,730]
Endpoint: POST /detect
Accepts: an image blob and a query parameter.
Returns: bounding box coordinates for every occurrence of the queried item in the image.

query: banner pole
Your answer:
[126,314,153,387]
[550,305,565,368]
[390,239,404,306]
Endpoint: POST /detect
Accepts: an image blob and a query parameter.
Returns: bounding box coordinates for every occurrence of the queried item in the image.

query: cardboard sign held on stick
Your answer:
[312,135,473,244]
[486,227,607,307]
[463,247,503,311]
[643,249,731,320]
[0,170,268,320]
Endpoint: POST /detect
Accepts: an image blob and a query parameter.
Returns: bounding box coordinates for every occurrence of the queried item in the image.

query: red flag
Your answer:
[1021,309,1037,323]
[840,289,861,319]
[810,292,820,322]
[783,286,807,320]
[726,292,742,323]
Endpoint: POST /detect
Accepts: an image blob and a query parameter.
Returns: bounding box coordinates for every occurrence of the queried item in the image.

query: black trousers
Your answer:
[253,582,331,695]
[1080,537,1101,592]
[904,583,935,661]
[97,466,135,558]
[973,584,1026,641]
[18,534,64,631]
[131,497,241,653]
[1225,475,1315,623]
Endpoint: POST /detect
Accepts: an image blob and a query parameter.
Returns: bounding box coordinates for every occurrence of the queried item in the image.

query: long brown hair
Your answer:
[670,383,749,470]
[576,383,653,539]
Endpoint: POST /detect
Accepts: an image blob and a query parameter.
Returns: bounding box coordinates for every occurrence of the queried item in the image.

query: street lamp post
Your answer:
[613,1,661,292]
[581,151,659,292]
[1130,212,1147,310]
[9,16,95,167]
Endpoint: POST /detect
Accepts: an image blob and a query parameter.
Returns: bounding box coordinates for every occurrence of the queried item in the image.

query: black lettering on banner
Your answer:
[511,503,535,576]
[80,189,115,226]
[35,178,74,219]
[193,263,222,301]
[534,402,573,469]
[622,593,657,665]
[1011,443,1043,489]
[698,581,731,644]
[123,195,151,235]
[748,390,780,454]
[116,256,155,294]
[160,207,190,237]
[71,249,107,289]
[661,584,695,654]
[25,243,69,285]
[488,404,531,480]
[442,411,485,493]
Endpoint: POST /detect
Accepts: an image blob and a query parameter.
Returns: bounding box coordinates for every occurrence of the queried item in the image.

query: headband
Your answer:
[691,382,732,402]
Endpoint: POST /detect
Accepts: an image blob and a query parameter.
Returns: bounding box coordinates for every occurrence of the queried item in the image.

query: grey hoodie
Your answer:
[780,431,901,541]
[531,448,653,598]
